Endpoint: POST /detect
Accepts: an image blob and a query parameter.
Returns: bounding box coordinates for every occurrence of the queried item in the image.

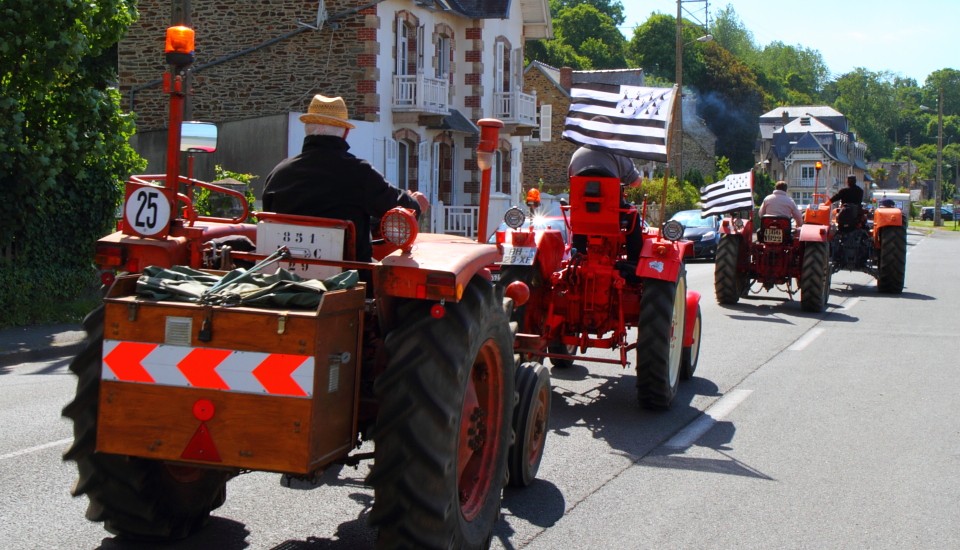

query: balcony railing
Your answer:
[392,74,448,114]
[493,89,537,126]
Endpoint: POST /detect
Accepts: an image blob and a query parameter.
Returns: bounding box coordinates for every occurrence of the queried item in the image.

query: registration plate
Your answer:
[763,228,783,243]
[501,245,537,266]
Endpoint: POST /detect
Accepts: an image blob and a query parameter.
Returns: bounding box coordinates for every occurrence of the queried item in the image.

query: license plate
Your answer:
[501,245,537,266]
[490,272,500,282]
[763,228,783,243]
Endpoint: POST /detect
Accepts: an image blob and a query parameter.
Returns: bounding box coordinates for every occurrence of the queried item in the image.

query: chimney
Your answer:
[560,67,573,92]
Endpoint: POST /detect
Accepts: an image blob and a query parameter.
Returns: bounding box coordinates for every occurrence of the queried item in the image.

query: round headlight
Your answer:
[733,217,745,231]
[503,207,526,229]
[662,220,685,242]
[380,207,419,251]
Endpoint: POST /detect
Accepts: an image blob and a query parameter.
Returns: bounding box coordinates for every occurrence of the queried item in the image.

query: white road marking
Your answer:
[788,327,825,351]
[0,438,71,461]
[663,389,753,449]
[841,297,860,311]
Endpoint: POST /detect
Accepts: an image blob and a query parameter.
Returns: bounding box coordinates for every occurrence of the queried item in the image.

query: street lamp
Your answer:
[673,0,712,185]
[920,87,944,226]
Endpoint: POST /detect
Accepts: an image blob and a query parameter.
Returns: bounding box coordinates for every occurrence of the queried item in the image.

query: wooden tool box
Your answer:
[96,274,365,475]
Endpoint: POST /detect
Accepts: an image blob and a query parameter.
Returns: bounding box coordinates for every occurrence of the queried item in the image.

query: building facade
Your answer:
[120,0,551,232]
[756,106,869,205]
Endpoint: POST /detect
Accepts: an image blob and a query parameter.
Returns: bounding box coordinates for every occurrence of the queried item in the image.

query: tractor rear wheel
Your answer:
[62,306,230,540]
[369,278,515,550]
[800,241,831,312]
[508,362,551,487]
[715,236,747,304]
[680,305,701,381]
[877,225,906,293]
[636,276,686,410]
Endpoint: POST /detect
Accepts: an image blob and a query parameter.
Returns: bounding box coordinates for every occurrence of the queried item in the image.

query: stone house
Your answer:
[119,0,552,234]
[756,106,869,205]
[521,61,716,196]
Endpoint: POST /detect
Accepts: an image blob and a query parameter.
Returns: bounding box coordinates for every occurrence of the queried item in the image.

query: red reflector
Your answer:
[430,303,446,319]
[100,271,116,287]
[192,399,215,421]
[181,423,221,462]
[94,246,124,267]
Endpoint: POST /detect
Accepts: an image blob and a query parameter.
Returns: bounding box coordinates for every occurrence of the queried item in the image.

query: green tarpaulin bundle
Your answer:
[136,265,359,309]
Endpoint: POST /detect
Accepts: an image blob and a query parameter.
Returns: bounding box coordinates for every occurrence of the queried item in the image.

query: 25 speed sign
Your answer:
[123,182,173,239]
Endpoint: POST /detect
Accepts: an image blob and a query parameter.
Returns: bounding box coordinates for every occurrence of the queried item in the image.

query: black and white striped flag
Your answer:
[562,83,677,162]
[700,171,755,217]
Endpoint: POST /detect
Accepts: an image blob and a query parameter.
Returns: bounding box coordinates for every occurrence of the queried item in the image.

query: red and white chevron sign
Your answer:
[101,339,315,397]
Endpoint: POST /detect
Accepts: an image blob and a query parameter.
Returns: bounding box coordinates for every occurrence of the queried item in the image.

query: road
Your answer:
[1,227,957,549]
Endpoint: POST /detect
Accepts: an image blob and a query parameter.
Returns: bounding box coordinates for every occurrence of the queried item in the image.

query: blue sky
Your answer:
[620,0,959,84]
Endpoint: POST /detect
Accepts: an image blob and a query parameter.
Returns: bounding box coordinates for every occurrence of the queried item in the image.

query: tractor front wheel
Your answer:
[800,241,831,312]
[369,278,515,549]
[636,276,686,410]
[877,225,906,293]
[62,306,230,541]
[508,362,551,487]
[715,236,747,304]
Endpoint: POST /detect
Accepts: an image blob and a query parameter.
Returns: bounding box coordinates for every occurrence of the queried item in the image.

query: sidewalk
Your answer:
[0,323,88,367]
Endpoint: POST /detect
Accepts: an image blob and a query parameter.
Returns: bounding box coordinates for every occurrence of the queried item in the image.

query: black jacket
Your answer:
[830,184,864,206]
[262,135,421,262]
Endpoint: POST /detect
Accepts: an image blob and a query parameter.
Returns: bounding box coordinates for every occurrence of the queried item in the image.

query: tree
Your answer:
[550,4,628,69]
[550,0,626,26]
[0,1,144,326]
[711,4,757,62]
[829,69,899,159]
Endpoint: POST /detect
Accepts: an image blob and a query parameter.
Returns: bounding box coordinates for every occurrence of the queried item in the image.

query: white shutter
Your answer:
[372,138,385,173]
[540,104,552,142]
[512,48,523,90]
[418,140,431,202]
[385,138,398,186]
[395,17,405,75]
[511,147,521,201]
[432,142,441,204]
[450,144,459,205]
[495,42,505,93]
[417,25,424,72]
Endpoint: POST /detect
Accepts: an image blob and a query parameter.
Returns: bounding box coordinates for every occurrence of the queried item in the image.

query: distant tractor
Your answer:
[822,194,907,293]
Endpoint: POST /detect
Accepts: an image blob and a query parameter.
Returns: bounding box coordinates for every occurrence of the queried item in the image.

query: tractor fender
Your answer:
[683,290,702,347]
[873,207,905,229]
[635,239,690,282]
[798,223,830,243]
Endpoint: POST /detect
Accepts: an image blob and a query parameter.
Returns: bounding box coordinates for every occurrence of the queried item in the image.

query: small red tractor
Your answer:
[494,173,703,410]
[821,194,907,293]
[63,26,545,549]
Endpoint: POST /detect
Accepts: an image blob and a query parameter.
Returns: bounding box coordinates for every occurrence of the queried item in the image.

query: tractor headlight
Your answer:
[662,220,684,242]
[381,207,419,252]
[503,207,526,229]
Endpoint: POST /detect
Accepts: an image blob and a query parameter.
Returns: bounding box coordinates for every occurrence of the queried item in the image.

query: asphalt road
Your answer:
[1,227,957,549]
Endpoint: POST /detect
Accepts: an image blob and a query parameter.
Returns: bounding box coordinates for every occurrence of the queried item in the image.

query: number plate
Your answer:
[256,221,344,280]
[763,228,783,243]
[501,245,537,266]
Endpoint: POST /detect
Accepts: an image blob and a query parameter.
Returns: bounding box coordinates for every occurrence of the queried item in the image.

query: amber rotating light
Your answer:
[476,119,503,243]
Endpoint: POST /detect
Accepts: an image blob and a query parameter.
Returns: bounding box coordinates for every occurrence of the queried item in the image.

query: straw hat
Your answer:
[299,94,355,129]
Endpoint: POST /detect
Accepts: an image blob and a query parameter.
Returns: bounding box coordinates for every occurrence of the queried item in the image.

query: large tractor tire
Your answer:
[368,278,516,550]
[62,306,230,540]
[680,305,702,381]
[877,225,906,293]
[714,235,747,304]
[800,241,831,312]
[500,266,574,368]
[636,275,686,410]
[508,361,551,487]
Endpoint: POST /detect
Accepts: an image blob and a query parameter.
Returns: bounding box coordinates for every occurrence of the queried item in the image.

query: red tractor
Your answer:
[495,174,703,410]
[63,26,544,549]
[713,205,833,312]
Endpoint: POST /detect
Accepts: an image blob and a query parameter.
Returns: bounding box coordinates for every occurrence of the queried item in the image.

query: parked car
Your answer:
[920,206,955,221]
[668,209,721,259]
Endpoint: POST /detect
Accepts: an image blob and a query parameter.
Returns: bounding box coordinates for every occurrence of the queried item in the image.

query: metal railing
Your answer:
[392,74,448,114]
[493,90,537,126]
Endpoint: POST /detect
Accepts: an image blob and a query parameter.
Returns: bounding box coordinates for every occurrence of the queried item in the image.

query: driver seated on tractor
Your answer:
[262,94,429,273]
[758,181,803,226]
[567,135,643,264]
[828,175,865,232]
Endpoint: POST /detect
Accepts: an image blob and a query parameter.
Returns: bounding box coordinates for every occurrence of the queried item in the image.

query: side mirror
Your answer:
[181,121,218,153]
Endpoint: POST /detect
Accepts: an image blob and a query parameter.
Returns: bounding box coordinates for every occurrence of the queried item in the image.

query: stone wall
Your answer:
[122,0,375,131]
[521,67,576,195]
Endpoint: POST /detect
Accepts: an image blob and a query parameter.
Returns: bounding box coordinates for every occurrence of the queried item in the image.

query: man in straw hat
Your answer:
[263,94,428,264]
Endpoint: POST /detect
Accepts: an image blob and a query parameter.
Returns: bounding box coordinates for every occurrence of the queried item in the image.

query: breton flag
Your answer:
[700,171,755,217]
[562,83,677,162]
